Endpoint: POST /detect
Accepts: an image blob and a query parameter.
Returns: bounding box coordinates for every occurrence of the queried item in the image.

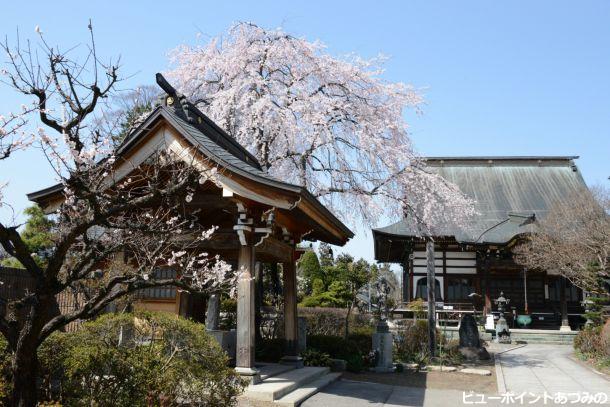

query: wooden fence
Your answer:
[0,266,83,332]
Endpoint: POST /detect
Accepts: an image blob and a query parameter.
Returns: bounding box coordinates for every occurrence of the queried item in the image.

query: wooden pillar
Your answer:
[559,277,571,331]
[483,254,491,315]
[281,257,303,367]
[426,240,437,357]
[523,268,529,315]
[235,235,261,383]
[254,261,263,343]
[402,261,410,304]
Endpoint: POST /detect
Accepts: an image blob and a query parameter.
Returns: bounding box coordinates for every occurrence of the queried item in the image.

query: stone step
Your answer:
[274,373,342,407]
[258,363,296,381]
[244,366,330,402]
[509,335,575,345]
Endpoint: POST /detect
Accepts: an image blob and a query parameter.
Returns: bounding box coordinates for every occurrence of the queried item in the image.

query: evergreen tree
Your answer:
[297,250,322,295]
[1,205,55,268]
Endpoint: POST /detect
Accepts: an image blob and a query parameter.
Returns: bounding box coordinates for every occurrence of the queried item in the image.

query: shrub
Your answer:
[394,320,453,365]
[256,338,285,363]
[437,339,464,366]
[350,324,374,337]
[394,320,430,363]
[583,297,609,327]
[600,319,610,357]
[298,307,372,337]
[307,334,371,372]
[346,333,373,355]
[0,336,11,404]
[574,326,605,359]
[219,297,237,330]
[38,312,245,406]
[301,349,332,367]
[574,318,610,371]
[406,299,426,319]
[344,354,365,373]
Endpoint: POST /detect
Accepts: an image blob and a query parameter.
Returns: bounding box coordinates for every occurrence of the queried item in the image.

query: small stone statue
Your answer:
[371,276,394,372]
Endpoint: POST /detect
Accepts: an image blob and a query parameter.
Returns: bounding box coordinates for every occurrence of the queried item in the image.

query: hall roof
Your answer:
[373,156,588,261]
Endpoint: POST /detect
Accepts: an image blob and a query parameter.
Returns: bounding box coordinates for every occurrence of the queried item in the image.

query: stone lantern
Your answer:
[494,291,511,343]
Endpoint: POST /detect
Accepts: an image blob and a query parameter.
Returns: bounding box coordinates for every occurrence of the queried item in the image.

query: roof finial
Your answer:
[156,73,178,98]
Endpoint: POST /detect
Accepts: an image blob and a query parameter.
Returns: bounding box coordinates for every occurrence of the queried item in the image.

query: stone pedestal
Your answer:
[207,329,237,361]
[495,316,511,344]
[372,320,394,372]
[235,367,261,384]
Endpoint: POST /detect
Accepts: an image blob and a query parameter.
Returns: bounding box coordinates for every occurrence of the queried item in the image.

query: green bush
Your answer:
[406,299,426,319]
[343,354,365,373]
[0,336,11,404]
[307,334,371,372]
[350,324,374,337]
[583,297,609,327]
[346,333,372,355]
[219,297,237,330]
[38,312,245,406]
[301,349,332,367]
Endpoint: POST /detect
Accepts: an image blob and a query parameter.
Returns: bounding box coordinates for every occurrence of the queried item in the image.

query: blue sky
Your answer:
[0,1,608,263]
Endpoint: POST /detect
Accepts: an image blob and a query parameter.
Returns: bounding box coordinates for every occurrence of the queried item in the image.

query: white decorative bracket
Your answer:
[233,224,253,246]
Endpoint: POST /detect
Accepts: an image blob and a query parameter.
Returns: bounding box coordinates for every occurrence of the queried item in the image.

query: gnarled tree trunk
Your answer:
[10,343,39,407]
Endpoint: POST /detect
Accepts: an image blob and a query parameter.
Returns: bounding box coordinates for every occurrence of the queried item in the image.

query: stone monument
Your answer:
[372,319,394,372]
[205,294,237,362]
[371,277,394,372]
[458,314,490,361]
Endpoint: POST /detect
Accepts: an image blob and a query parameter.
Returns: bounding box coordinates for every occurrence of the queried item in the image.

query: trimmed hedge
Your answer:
[298,307,373,337]
[307,334,372,372]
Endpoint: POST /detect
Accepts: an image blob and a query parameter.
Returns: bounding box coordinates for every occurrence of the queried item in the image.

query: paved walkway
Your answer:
[497,344,609,396]
[302,379,465,407]
[303,344,610,406]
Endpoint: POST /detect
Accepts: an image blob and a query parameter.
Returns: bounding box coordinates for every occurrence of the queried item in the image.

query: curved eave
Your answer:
[372,228,415,263]
[27,183,63,203]
[373,226,530,263]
